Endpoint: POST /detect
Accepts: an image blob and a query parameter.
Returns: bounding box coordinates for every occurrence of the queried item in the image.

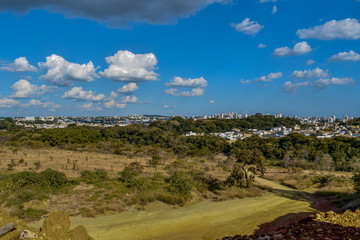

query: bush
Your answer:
[119,162,144,182]
[7,169,68,189]
[226,166,246,187]
[80,169,108,184]
[168,172,193,195]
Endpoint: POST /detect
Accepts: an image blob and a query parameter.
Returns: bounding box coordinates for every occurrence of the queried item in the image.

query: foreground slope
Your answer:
[62,178,320,240]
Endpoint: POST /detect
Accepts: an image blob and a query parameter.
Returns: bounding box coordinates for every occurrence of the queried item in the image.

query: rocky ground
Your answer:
[0,210,93,240]
[222,210,360,240]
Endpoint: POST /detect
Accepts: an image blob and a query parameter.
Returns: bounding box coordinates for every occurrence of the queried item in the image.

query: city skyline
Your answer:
[0,0,359,117]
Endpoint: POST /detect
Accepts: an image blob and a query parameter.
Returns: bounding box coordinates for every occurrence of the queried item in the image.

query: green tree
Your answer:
[168,172,193,195]
[119,162,144,182]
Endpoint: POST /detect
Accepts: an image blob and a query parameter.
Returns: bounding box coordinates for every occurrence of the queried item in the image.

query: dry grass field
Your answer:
[0,147,230,179]
[0,147,151,178]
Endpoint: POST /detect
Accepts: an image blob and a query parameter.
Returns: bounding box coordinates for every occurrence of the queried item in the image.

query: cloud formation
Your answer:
[256,72,282,82]
[328,50,360,61]
[25,99,61,109]
[62,87,105,101]
[39,54,99,86]
[273,41,312,56]
[290,67,329,80]
[282,81,309,93]
[231,18,264,36]
[103,99,127,109]
[310,77,354,89]
[0,57,37,72]
[117,83,139,95]
[166,76,207,88]
[272,6,277,14]
[119,95,138,103]
[77,102,102,111]
[258,43,266,48]
[11,79,55,98]
[297,18,360,40]
[306,59,315,65]
[164,88,204,97]
[0,98,20,108]
[100,50,159,82]
[240,79,251,84]
[0,0,223,26]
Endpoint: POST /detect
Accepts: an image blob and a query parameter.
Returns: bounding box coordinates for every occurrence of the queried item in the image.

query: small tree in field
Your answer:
[168,172,193,195]
[148,154,162,171]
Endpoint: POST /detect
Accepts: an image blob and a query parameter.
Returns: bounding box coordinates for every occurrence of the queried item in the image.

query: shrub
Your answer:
[148,154,162,170]
[226,166,246,187]
[168,172,193,195]
[39,168,68,188]
[7,169,68,189]
[80,169,108,184]
[119,162,144,182]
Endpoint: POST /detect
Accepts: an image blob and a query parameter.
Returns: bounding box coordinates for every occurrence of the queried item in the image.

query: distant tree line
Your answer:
[231,134,360,171]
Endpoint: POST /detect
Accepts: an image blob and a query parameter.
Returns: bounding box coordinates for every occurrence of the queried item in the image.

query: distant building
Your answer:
[25,117,35,121]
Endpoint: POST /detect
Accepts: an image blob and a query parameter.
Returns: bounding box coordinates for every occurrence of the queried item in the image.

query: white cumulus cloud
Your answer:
[310,77,354,90]
[39,54,99,86]
[297,18,360,40]
[290,67,329,80]
[103,99,127,109]
[231,18,264,36]
[328,50,360,61]
[117,83,139,95]
[164,88,204,97]
[256,72,282,82]
[62,87,105,101]
[240,79,251,84]
[0,98,20,108]
[119,95,138,103]
[258,43,266,48]
[25,99,61,109]
[11,79,56,98]
[0,57,37,72]
[166,76,207,88]
[91,94,106,102]
[273,41,312,56]
[306,59,315,65]
[100,50,159,82]
[282,81,309,93]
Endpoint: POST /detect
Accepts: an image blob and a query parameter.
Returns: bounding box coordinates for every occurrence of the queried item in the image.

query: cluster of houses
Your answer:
[185,124,360,141]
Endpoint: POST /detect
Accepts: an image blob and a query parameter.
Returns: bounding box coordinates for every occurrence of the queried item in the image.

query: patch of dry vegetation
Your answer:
[0,146,268,221]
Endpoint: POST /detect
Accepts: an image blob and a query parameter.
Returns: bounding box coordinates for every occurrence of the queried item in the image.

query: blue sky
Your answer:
[0,0,359,117]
